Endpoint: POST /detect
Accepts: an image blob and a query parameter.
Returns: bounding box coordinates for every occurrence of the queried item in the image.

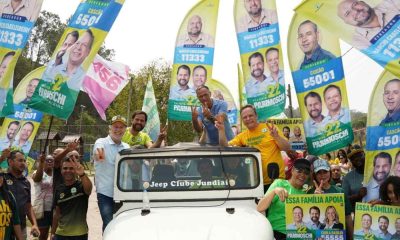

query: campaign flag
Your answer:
[29,0,125,120]
[268,118,306,150]
[0,0,44,116]
[207,78,239,126]
[142,77,160,142]
[354,203,400,240]
[364,70,400,202]
[82,54,130,120]
[287,13,353,156]
[295,0,400,78]
[168,0,219,121]
[234,0,285,120]
[0,66,44,169]
[285,194,346,240]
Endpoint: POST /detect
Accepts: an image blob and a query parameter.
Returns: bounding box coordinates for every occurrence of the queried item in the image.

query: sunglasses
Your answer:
[294,167,310,175]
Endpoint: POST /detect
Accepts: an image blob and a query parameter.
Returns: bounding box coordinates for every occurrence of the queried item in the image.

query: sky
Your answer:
[41,0,383,113]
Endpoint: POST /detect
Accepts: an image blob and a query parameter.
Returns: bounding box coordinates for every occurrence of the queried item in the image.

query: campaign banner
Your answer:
[364,70,400,202]
[295,0,400,78]
[29,0,125,120]
[142,77,160,142]
[354,203,400,240]
[0,0,44,116]
[285,194,346,240]
[268,118,306,150]
[208,78,238,126]
[287,13,353,156]
[234,0,285,120]
[82,54,130,120]
[0,66,44,169]
[168,0,219,121]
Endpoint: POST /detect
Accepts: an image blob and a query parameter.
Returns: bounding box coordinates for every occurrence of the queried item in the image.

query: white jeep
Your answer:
[103,143,273,240]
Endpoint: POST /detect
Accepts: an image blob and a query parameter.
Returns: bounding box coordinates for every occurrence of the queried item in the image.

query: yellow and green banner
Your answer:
[295,0,400,78]
[142,77,160,142]
[29,0,125,120]
[285,193,346,240]
[364,70,400,202]
[354,203,400,240]
[0,0,44,116]
[268,118,306,150]
[234,0,285,120]
[168,0,219,121]
[288,14,353,156]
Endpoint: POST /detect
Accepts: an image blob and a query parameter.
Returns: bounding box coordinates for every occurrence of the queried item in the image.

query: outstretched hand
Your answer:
[266,122,279,138]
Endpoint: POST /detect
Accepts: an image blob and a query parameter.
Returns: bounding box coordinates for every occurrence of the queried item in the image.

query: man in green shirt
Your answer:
[122,110,166,148]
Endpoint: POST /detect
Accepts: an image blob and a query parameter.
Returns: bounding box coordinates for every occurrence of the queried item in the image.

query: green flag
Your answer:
[142,77,160,142]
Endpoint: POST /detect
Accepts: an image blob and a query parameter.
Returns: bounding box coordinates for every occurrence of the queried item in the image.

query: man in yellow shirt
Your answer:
[122,110,166,148]
[217,104,290,190]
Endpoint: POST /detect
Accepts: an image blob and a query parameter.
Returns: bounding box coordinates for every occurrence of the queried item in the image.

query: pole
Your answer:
[79,105,86,134]
[43,115,54,154]
[287,84,293,118]
[127,75,134,125]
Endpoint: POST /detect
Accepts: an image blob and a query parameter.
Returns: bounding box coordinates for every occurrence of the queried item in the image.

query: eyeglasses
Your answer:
[294,167,310,175]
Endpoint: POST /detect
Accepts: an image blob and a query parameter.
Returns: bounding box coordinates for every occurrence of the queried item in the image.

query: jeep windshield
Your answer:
[117,155,260,191]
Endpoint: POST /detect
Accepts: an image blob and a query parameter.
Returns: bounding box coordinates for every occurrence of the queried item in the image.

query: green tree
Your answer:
[350,110,367,129]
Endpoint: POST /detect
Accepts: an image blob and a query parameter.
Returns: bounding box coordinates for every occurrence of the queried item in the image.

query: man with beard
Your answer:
[306,206,323,230]
[265,48,284,87]
[380,79,400,125]
[364,152,392,202]
[0,121,19,151]
[169,64,196,100]
[236,0,277,32]
[192,65,207,90]
[93,115,130,232]
[42,29,94,92]
[245,52,268,98]
[303,91,327,137]
[18,78,39,104]
[323,84,350,124]
[176,15,214,47]
[376,216,392,240]
[297,20,335,70]
[191,86,233,145]
[337,0,400,49]
[122,110,166,148]
[13,121,34,154]
[342,149,367,213]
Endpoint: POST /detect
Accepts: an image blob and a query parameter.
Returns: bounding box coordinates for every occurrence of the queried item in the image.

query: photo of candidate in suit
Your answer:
[236,0,278,32]
[297,20,335,70]
[380,79,400,125]
[364,152,392,202]
[0,51,15,111]
[245,52,268,98]
[337,0,400,49]
[0,0,43,21]
[265,47,284,87]
[192,65,207,90]
[12,121,34,154]
[303,91,327,137]
[169,65,195,100]
[176,15,214,47]
[323,84,350,124]
[42,29,94,92]
[18,78,39,104]
[0,120,19,150]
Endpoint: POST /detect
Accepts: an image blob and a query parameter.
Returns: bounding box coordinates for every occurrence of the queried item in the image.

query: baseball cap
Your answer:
[111,115,127,126]
[313,159,331,173]
[293,158,311,172]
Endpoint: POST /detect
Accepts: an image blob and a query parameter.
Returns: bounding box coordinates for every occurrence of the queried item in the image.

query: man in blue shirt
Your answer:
[297,20,335,70]
[380,79,400,125]
[323,84,351,125]
[191,85,234,145]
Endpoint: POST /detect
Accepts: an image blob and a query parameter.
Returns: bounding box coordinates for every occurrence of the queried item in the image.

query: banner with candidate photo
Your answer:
[295,0,400,78]
[354,203,400,240]
[268,118,306,150]
[0,0,44,117]
[168,0,219,121]
[234,0,285,121]
[364,70,400,202]
[28,0,125,120]
[285,194,346,240]
[287,13,353,156]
